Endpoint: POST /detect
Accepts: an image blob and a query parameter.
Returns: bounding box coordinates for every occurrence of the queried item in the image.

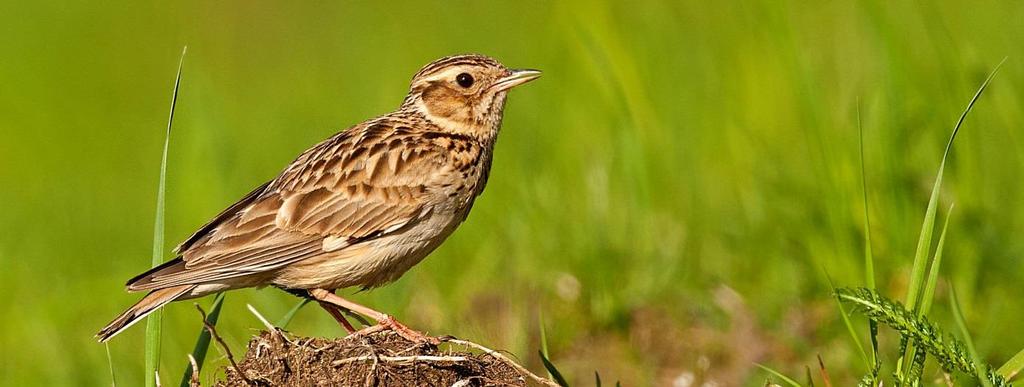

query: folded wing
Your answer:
[128,120,448,291]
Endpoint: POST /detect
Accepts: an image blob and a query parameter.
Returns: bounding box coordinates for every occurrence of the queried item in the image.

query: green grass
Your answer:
[1,1,1023,385]
[144,44,185,387]
[765,58,1019,387]
[896,59,1005,384]
[104,344,116,387]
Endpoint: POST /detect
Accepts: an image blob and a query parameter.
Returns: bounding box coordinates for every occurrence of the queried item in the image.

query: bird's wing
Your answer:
[130,120,459,290]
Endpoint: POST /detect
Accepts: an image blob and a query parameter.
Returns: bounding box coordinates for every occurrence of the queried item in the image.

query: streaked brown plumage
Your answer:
[97,54,540,342]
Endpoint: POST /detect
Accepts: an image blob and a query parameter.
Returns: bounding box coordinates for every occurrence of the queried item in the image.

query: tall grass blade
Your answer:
[857,100,875,290]
[277,299,310,328]
[899,58,1006,380]
[950,285,993,387]
[856,101,880,378]
[907,57,1006,311]
[920,204,953,316]
[996,347,1024,381]
[756,364,802,387]
[178,292,225,387]
[145,45,187,387]
[105,343,117,387]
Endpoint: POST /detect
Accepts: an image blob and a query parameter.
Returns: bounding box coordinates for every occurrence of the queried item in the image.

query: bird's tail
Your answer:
[96,284,196,342]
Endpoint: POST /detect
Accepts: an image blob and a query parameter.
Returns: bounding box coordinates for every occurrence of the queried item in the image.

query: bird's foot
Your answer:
[349,315,440,346]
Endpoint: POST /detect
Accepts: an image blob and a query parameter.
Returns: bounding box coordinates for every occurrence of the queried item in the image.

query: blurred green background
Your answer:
[1,1,1022,385]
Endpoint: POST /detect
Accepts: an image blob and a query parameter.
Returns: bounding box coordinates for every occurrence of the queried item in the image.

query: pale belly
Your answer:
[271,207,466,291]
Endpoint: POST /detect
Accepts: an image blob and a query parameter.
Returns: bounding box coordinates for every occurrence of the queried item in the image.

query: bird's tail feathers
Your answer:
[96,284,195,342]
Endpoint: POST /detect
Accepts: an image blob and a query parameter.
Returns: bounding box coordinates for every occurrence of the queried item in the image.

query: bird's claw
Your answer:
[348,315,440,346]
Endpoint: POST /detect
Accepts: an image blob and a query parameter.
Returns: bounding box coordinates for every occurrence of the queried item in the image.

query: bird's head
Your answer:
[402,54,540,136]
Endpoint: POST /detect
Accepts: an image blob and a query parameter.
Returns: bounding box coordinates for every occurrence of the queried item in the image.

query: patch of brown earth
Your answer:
[215,329,556,387]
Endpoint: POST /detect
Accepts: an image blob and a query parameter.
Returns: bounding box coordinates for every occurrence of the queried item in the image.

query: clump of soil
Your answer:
[215,329,552,386]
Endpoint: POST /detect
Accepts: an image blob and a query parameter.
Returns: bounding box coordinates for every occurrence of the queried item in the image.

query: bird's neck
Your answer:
[404,105,502,146]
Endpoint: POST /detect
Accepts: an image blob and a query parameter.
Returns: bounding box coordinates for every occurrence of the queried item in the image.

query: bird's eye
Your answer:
[456,73,474,88]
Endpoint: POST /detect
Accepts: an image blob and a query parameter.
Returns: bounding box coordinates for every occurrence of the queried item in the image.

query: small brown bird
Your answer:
[97,54,540,343]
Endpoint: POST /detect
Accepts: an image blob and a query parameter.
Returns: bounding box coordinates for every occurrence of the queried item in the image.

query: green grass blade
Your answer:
[834,296,870,368]
[856,100,880,375]
[907,56,1006,312]
[539,351,569,387]
[996,347,1024,381]
[756,364,802,387]
[920,204,953,316]
[540,316,550,359]
[145,45,187,387]
[857,100,875,290]
[276,299,310,328]
[105,343,117,387]
[940,57,1007,160]
[904,159,943,312]
[178,292,225,387]
[950,285,993,387]
[899,58,1006,380]
[826,272,870,369]
[538,315,563,384]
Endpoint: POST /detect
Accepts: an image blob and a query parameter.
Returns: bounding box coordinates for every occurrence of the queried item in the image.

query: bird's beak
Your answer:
[493,69,542,92]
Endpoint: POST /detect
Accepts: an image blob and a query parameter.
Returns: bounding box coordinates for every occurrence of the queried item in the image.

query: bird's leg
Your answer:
[316,301,357,333]
[308,288,439,345]
[281,286,362,332]
[281,286,358,332]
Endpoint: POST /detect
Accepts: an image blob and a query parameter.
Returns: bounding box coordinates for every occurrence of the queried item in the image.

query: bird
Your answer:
[96,54,540,343]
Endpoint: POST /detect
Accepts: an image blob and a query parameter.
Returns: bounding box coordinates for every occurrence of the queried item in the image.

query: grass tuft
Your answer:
[905,56,1006,310]
[896,57,1006,381]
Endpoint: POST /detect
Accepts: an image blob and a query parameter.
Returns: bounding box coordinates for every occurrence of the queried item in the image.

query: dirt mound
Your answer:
[214,329,556,386]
